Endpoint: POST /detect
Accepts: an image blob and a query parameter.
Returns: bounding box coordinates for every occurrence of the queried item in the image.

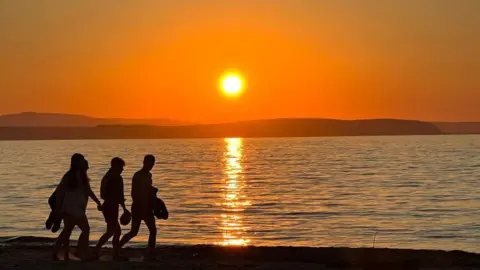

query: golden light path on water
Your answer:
[215,138,251,246]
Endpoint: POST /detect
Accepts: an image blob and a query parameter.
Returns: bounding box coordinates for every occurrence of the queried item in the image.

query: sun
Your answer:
[220,73,244,96]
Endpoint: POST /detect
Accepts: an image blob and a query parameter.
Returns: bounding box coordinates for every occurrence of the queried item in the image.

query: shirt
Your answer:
[131,169,153,206]
[55,171,89,213]
[100,170,125,205]
[56,171,89,201]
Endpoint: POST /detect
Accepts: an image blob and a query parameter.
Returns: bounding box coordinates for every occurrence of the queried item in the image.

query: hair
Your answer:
[70,153,85,171]
[82,160,90,184]
[111,157,125,168]
[144,154,155,163]
[66,153,88,189]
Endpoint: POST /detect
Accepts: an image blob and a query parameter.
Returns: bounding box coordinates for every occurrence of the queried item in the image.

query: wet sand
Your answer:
[1,242,479,270]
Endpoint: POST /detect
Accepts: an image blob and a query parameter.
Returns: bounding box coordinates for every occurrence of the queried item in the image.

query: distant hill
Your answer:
[0,118,441,140]
[0,112,189,127]
[433,122,480,134]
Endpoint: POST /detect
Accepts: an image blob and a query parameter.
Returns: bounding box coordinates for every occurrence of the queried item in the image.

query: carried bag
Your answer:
[151,186,169,220]
[120,210,132,226]
[154,197,169,220]
[45,191,63,233]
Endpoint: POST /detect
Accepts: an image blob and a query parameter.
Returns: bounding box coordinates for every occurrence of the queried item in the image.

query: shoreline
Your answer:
[3,236,479,254]
[1,237,479,269]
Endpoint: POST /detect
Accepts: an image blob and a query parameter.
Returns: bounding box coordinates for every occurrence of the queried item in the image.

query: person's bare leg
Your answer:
[118,217,141,249]
[63,227,73,261]
[76,216,91,260]
[52,230,66,259]
[76,217,90,258]
[77,231,85,255]
[53,216,75,260]
[94,223,115,255]
[111,222,121,258]
[144,215,157,260]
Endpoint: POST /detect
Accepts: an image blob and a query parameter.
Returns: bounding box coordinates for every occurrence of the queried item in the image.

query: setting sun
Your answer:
[220,73,244,96]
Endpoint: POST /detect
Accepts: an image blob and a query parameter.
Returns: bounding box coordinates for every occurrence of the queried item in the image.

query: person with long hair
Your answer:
[52,153,102,261]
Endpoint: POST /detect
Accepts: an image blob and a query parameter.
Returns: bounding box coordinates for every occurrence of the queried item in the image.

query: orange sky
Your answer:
[1,1,479,123]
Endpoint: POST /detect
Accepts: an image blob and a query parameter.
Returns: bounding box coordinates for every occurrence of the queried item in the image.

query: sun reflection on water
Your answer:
[215,138,251,246]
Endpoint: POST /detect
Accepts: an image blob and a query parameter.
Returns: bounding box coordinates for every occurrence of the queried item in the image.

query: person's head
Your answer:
[70,153,86,172]
[82,159,90,184]
[143,154,155,171]
[68,153,88,188]
[111,157,125,174]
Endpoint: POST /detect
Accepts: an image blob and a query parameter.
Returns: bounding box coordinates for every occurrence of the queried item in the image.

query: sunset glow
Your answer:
[216,138,251,246]
[220,73,244,97]
[1,2,479,122]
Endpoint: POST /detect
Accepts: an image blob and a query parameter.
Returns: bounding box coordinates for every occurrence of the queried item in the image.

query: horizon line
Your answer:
[0,111,479,124]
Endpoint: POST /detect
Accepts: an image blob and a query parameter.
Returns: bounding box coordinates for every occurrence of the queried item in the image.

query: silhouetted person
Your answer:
[52,154,102,261]
[118,155,157,260]
[94,157,129,258]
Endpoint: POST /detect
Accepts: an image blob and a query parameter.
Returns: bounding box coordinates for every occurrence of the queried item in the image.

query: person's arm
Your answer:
[120,199,127,212]
[119,177,128,212]
[131,174,138,201]
[100,176,107,201]
[148,173,156,195]
[86,181,102,208]
[148,174,158,207]
[148,173,153,188]
[131,173,145,203]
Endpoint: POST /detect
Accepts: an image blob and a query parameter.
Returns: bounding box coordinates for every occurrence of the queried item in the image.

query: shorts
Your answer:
[102,201,119,224]
[131,202,152,221]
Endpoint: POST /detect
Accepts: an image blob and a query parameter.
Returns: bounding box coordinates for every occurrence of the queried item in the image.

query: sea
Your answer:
[0,136,479,253]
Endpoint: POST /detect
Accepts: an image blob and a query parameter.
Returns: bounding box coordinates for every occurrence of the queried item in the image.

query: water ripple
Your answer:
[0,136,479,252]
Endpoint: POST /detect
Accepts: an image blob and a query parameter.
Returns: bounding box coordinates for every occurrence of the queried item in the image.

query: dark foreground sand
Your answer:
[1,240,479,270]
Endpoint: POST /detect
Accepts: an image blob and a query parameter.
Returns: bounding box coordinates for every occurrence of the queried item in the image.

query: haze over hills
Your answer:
[433,122,480,134]
[0,112,190,127]
[1,112,479,140]
[0,115,442,140]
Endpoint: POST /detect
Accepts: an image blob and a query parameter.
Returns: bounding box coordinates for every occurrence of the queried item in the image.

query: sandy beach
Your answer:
[1,238,479,269]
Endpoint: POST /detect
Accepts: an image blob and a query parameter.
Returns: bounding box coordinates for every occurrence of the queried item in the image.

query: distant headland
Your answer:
[0,112,191,127]
[0,112,451,140]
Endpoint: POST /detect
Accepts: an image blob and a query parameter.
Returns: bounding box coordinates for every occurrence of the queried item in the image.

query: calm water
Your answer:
[0,136,479,252]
